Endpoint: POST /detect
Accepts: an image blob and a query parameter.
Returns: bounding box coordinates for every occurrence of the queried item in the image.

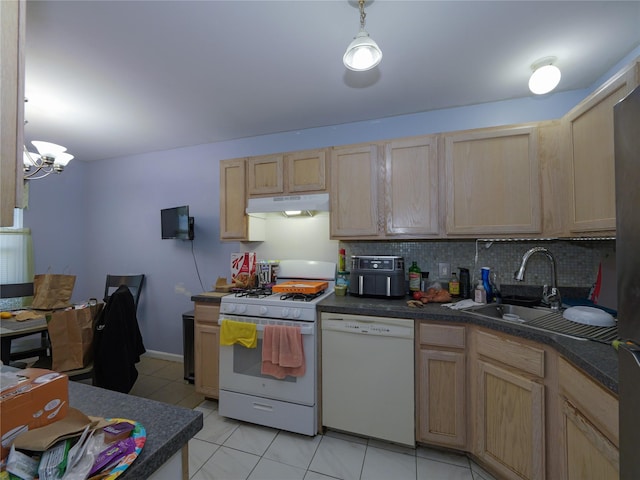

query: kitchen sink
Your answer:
[466,303,552,322]
[465,303,619,342]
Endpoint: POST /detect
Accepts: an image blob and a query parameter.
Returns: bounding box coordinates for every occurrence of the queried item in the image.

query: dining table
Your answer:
[0,303,48,366]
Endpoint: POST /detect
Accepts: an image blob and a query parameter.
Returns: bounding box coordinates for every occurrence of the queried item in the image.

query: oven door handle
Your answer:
[218,318,314,335]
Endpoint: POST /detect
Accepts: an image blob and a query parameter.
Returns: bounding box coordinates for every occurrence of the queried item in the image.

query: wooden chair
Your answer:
[104,274,145,311]
[0,282,51,365]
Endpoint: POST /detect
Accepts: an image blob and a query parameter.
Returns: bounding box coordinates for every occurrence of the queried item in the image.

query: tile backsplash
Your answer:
[343,239,615,292]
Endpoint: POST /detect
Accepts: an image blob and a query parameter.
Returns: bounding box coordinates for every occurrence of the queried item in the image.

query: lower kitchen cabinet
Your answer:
[473,329,545,480]
[416,322,466,448]
[557,357,619,480]
[417,321,620,480]
[194,303,220,398]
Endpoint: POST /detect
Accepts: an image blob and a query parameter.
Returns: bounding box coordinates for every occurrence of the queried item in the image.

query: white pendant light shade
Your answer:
[343,29,382,71]
[23,151,38,167]
[54,152,74,167]
[31,140,67,159]
[529,64,561,95]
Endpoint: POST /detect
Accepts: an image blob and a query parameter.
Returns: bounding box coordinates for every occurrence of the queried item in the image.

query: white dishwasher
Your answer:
[321,313,415,446]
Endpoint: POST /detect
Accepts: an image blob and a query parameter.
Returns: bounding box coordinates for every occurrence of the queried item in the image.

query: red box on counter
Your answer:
[0,368,69,460]
[231,252,256,286]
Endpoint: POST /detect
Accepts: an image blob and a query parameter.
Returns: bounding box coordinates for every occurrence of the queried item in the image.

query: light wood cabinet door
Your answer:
[418,348,466,448]
[385,136,440,236]
[555,357,619,479]
[286,149,328,193]
[194,303,220,398]
[563,63,638,233]
[444,125,541,236]
[247,154,284,196]
[560,400,618,480]
[220,158,247,240]
[330,144,381,238]
[475,360,545,480]
[0,0,25,226]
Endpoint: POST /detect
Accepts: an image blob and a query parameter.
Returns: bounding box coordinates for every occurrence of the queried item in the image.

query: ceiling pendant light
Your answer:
[529,58,561,95]
[343,0,382,71]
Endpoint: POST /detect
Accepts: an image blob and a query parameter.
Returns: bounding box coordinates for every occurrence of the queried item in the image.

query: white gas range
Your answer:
[217,259,335,436]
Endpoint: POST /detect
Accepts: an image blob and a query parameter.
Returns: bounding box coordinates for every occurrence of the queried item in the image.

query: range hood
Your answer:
[246,193,330,216]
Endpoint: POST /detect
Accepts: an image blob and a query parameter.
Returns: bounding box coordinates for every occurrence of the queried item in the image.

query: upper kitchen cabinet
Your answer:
[444,125,541,236]
[247,149,328,197]
[330,144,381,238]
[247,154,284,196]
[286,149,328,193]
[563,60,639,234]
[220,158,261,241]
[384,136,440,237]
[0,0,25,226]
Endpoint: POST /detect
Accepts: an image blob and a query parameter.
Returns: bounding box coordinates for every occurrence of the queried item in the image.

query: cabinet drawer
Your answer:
[476,330,544,377]
[559,357,618,446]
[419,323,465,349]
[195,303,220,324]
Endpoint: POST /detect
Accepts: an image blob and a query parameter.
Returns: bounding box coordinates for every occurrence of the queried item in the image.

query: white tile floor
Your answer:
[189,399,499,480]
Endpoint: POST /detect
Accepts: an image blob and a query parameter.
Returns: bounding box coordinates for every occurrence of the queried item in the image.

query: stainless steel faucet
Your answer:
[514,247,562,310]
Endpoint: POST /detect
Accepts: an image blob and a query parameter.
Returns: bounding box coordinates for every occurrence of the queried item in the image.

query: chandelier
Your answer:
[23,141,74,180]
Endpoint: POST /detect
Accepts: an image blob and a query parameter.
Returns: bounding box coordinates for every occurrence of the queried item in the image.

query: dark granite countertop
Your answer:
[68,381,203,479]
[318,294,619,394]
[191,292,227,304]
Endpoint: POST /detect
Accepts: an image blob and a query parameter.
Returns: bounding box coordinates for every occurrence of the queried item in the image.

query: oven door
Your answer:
[218,315,316,405]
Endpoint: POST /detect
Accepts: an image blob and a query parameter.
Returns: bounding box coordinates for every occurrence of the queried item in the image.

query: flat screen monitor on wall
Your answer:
[161,205,194,240]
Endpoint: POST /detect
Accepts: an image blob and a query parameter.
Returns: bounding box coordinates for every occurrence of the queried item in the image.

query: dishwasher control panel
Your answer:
[321,314,414,339]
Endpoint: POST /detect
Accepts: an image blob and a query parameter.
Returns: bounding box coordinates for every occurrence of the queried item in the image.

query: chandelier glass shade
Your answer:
[23,141,74,180]
[343,0,382,71]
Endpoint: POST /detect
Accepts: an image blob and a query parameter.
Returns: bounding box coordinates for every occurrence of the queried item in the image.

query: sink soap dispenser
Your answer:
[474,280,487,304]
[481,267,493,303]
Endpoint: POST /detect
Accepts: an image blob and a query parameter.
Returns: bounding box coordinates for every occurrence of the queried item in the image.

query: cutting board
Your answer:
[597,251,617,310]
[272,281,328,294]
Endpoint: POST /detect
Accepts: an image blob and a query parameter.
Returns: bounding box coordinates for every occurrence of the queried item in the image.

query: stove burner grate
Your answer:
[279,291,325,302]
[233,287,273,298]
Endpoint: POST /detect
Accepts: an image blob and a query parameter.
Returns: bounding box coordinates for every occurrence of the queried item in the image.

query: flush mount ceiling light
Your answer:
[343,0,382,71]
[23,140,74,180]
[529,58,561,95]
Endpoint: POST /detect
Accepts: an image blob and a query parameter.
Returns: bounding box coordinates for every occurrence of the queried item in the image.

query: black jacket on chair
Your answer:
[93,284,146,393]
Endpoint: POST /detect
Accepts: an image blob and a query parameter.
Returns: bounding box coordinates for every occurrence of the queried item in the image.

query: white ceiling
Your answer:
[24,0,640,162]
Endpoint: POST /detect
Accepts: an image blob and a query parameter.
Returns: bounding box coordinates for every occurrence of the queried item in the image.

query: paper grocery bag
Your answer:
[31,273,76,310]
[48,302,103,371]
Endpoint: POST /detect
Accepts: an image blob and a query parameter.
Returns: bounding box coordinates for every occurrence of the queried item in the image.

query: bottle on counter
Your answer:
[459,268,471,299]
[448,272,460,296]
[490,271,502,303]
[338,248,346,272]
[474,280,487,304]
[420,271,430,292]
[481,267,493,303]
[409,261,422,292]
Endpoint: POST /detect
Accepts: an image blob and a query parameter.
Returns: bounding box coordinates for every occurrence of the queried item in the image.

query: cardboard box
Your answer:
[1,368,69,460]
[231,252,256,287]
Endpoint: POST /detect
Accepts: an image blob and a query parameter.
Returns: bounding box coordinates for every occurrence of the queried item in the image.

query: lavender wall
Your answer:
[21,49,639,355]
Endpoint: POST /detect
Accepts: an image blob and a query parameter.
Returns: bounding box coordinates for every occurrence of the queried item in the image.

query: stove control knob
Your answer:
[226,304,236,313]
[237,304,247,314]
[282,307,290,318]
[292,309,302,319]
[259,306,268,316]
